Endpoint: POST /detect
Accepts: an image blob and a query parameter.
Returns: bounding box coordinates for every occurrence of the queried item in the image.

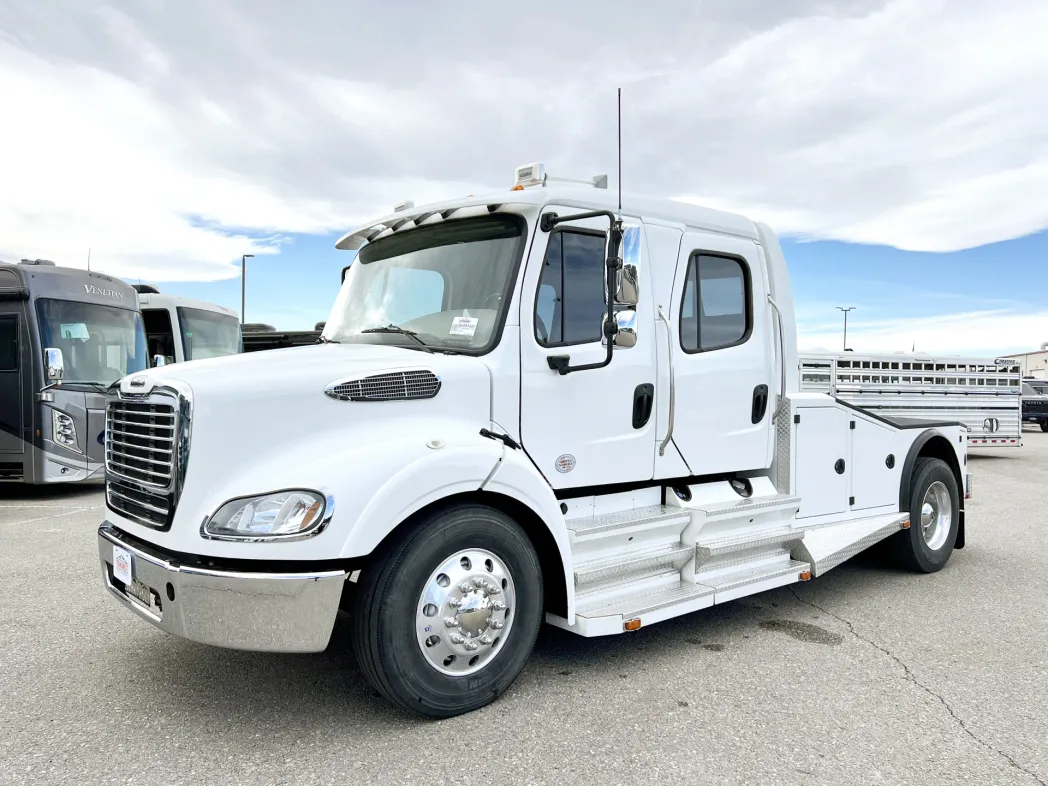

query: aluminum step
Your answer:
[703,559,810,603]
[792,513,909,576]
[692,493,801,522]
[573,542,693,588]
[695,526,805,564]
[576,580,715,621]
[566,504,691,538]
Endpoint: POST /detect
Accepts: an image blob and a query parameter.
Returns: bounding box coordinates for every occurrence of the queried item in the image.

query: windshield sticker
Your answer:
[450,316,479,337]
[60,322,89,340]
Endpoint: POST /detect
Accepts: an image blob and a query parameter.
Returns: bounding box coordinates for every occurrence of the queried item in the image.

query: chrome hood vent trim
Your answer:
[324,368,441,402]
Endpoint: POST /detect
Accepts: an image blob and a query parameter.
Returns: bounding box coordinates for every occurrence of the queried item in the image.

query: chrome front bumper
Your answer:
[97,524,347,653]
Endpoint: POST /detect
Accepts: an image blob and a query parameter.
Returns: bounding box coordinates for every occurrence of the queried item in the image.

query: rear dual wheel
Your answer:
[890,457,960,572]
[351,504,543,718]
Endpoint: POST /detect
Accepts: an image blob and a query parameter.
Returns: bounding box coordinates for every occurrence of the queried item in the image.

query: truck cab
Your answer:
[134,285,242,366]
[97,164,970,718]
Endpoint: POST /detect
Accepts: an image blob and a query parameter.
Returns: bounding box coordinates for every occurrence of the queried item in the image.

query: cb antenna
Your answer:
[617,87,622,211]
[87,248,91,272]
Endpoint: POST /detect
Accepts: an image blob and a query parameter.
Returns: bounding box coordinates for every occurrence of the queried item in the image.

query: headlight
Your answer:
[201,490,333,541]
[52,409,80,453]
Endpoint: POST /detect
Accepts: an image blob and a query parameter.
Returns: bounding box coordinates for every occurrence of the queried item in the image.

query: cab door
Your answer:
[518,210,657,488]
[667,232,775,476]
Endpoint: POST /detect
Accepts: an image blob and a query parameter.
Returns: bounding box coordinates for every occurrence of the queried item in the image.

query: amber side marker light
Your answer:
[799,570,812,581]
[623,618,642,632]
[901,519,911,529]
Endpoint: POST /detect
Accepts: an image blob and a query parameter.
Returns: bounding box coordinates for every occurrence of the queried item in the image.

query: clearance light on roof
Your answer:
[513,162,609,190]
[393,200,414,212]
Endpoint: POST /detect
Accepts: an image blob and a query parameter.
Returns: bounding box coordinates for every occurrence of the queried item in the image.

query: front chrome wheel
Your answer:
[416,549,516,676]
[920,480,952,551]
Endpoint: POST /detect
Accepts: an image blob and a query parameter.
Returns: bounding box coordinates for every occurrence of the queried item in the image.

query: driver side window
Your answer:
[534,230,606,347]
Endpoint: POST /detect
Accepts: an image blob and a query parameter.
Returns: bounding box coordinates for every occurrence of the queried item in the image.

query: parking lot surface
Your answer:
[2,436,1047,786]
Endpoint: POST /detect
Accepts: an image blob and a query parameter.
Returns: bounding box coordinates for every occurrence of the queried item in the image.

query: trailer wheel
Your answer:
[350,503,543,718]
[890,457,959,573]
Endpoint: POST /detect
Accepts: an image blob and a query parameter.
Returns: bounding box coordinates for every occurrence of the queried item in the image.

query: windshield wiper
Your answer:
[361,324,434,353]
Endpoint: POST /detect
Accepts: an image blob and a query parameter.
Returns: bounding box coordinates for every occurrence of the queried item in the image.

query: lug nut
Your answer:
[478,635,493,645]
[472,578,486,589]
[491,601,507,612]
[464,640,479,651]
[459,583,473,594]
[450,634,464,644]
[491,620,504,630]
[447,598,461,608]
[443,617,459,628]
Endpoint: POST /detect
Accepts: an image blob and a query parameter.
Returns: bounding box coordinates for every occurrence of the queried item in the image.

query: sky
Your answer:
[1,0,1046,355]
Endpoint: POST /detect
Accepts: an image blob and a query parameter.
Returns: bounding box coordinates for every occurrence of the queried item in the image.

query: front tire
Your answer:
[889,457,959,573]
[1040,420,1048,433]
[351,504,543,718]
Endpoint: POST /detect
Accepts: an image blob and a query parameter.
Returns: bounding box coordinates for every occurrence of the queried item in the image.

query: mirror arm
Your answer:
[546,218,624,375]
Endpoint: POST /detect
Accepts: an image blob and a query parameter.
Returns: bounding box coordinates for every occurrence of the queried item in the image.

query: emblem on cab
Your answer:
[129,376,147,387]
[555,454,576,473]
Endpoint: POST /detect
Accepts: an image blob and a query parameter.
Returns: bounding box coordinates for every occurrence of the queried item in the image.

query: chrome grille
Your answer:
[106,479,170,529]
[106,401,176,487]
[325,369,441,402]
[105,398,179,530]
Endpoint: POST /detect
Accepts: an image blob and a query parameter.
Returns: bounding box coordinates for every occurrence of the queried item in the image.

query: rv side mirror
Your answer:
[604,226,640,308]
[603,309,638,348]
[44,348,64,382]
[153,354,168,367]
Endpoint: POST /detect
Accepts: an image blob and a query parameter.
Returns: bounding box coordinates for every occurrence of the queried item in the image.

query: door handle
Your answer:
[633,383,654,429]
[751,384,769,424]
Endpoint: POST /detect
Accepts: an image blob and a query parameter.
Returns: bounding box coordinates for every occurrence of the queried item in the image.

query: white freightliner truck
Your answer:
[97,164,971,718]
[800,352,1023,448]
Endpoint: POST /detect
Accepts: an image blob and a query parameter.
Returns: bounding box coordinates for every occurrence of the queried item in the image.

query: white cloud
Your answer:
[1,0,1048,283]
[798,309,1048,356]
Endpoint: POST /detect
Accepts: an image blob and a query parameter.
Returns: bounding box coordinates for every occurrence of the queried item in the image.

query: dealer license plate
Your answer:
[112,545,154,609]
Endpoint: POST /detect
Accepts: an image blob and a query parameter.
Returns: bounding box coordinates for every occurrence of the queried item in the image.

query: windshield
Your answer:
[36,298,147,385]
[178,306,242,360]
[322,215,526,353]
[1024,381,1048,396]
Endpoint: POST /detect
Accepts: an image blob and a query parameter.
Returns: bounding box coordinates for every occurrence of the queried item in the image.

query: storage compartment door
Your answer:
[849,418,902,511]
[795,407,850,519]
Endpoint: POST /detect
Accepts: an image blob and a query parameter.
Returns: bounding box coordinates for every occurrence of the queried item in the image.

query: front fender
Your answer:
[482,446,575,624]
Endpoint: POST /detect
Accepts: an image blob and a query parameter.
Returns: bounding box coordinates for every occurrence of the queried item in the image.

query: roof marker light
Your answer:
[393,200,414,212]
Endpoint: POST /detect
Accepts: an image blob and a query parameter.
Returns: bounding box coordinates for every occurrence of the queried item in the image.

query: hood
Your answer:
[113,342,493,483]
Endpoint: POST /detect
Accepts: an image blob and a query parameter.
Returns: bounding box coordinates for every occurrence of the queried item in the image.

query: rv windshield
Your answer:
[36,299,148,385]
[178,307,242,360]
[322,215,526,353]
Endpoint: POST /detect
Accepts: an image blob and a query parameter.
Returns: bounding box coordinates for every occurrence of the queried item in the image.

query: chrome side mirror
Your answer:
[613,225,641,307]
[44,347,64,381]
[602,309,638,348]
[153,354,168,367]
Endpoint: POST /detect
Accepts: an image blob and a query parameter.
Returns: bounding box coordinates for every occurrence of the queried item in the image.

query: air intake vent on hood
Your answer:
[325,369,441,402]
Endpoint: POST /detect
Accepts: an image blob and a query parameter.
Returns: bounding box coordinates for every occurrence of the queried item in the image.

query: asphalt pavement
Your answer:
[1,434,1046,786]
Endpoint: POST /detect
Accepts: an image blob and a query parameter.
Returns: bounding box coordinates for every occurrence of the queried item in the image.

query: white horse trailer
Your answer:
[800,353,1022,448]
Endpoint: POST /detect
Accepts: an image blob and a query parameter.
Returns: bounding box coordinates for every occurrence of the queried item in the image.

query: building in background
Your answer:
[1005,344,1048,379]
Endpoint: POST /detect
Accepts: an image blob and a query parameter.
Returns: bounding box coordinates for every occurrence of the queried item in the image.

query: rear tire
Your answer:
[1040,421,1048,433]
[351,503,543,718]
[890,457,959,573]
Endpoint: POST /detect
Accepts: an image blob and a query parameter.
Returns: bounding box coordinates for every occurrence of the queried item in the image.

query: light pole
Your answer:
[240,254,254,324]
[836,306,855,351]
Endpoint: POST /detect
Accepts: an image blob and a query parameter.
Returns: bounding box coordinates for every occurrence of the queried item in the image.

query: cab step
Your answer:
[566,504,691,539]
[573,542,693,589]
[576,581,715,623]
[702,559,810,603]
[691,493,801,522]
[695,525,804,565]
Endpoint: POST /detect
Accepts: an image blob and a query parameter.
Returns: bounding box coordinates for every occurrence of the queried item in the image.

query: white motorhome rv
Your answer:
[97,164,970,718]
[800,352,1023,448]
[133,285,242,366]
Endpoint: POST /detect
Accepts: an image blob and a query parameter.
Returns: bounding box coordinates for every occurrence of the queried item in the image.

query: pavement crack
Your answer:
[790,588,1046,786]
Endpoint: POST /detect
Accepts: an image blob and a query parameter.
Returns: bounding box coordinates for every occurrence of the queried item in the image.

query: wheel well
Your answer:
[900,432,966,549]
[362,490,568,617]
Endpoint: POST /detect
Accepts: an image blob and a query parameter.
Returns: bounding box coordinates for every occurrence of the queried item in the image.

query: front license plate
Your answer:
[112,545,132,585]
[127,577,154,608]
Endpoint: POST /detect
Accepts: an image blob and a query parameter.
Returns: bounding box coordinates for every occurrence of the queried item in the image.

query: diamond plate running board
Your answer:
[792,513,910,577]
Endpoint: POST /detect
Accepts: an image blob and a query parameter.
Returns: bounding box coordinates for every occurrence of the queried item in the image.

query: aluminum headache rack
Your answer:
[799,353,1023,447]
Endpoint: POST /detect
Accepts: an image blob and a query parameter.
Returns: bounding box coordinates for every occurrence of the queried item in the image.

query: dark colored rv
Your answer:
[0,260,147,484]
